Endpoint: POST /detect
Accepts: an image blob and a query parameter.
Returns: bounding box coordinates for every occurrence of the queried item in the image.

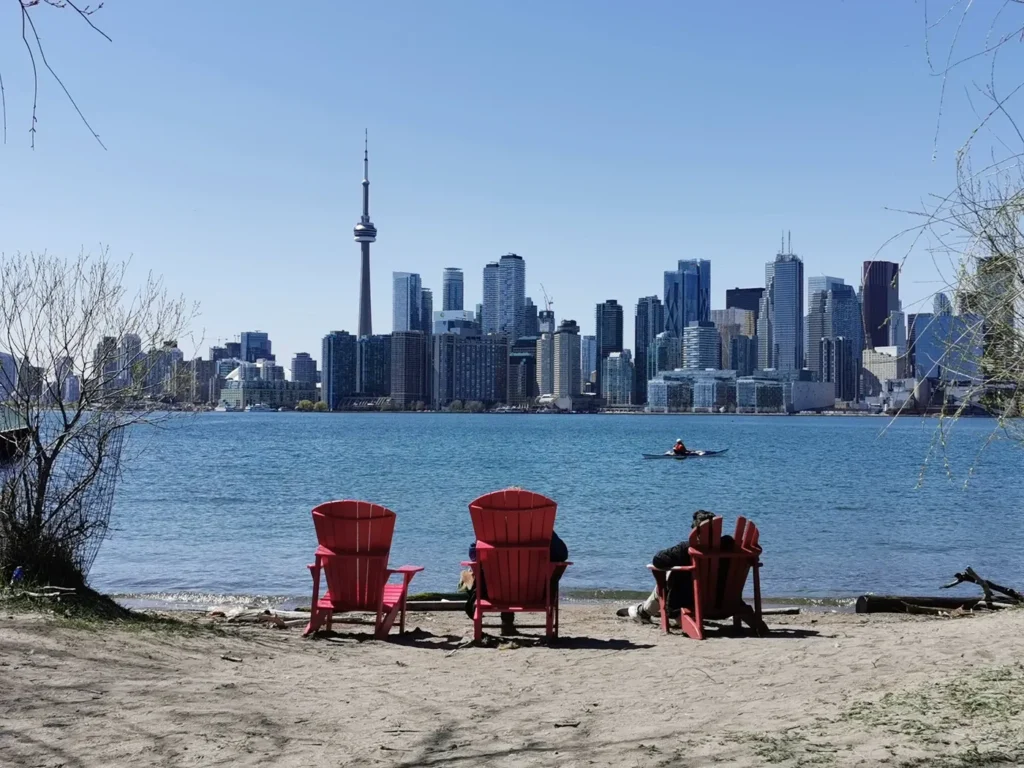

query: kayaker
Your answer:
[671,439,688,456]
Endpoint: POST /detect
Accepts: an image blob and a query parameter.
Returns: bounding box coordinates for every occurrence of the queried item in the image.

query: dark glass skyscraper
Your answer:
[861,261,899,349]
[595,300,624,398]
[634,296,664,405]
[664,260,710,337]
[442,268,464,311]
[321,331,357,410]
[390,331,428,409]
[726,287,764,330]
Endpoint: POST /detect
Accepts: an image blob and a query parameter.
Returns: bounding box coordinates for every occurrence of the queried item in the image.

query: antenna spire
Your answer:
[788,230,791,254]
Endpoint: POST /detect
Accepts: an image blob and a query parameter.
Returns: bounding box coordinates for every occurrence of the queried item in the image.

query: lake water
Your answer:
[89,413,1024,606]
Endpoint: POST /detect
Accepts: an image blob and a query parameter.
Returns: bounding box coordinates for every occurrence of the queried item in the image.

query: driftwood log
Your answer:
[857,567,1022,615]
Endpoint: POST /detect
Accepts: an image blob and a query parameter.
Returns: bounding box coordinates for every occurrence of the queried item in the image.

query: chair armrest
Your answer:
[387,565,425,575]
[688,551,761,561]
[460,560,476,568]
[646,564,695,572]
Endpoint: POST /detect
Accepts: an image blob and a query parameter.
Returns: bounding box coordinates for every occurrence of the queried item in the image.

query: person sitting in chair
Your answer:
[617,510,733,624]
[463,532,568,636]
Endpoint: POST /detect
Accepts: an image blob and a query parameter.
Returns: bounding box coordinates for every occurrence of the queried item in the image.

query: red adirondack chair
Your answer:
[303,500,423,639]
[646,516,767,640]
[461,488,571,641]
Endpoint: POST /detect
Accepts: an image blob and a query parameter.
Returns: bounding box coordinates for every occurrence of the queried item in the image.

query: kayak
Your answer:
[642,449,729,460]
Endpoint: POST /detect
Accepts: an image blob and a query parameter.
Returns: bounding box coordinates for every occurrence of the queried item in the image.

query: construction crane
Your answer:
[539,283,554,313]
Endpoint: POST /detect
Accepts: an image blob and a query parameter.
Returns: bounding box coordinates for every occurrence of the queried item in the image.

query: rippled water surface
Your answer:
[89,413,1024,602]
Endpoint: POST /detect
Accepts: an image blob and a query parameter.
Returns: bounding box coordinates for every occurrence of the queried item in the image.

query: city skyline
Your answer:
[0,4,982,368]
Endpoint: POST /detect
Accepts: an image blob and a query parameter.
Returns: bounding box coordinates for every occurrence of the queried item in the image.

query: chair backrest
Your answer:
[311,500,396,610]
[468,488,557,606]
[689,516,761,617]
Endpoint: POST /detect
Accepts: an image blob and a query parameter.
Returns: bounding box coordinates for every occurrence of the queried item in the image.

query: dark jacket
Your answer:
[654,535,734,611]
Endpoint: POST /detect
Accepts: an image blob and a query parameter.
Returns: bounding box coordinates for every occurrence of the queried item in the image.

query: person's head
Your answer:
[691,509,715,529]
[675,439,683,446]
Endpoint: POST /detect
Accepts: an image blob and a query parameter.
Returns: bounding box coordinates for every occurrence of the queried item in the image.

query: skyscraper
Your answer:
[538,310,556,334]
[240,331,272,363]
[711,308,755,370]
[934,292,952,316]
[535,333,554,396]
[508,337,538,406]
[482,262,500,334]
[806,279,846,379]
[683,322,720,369]
[390,331,428,408]
[726,287,764,331]
[553,320,582,398]
[861,261,900,349]
[634,296,664,405]
[580,334,597,388]
[498,253,526,339]
[442,268,464,311]
[807,276,845,297]
[290,352,318,385]
[392,272,423,333]
[321,331,357,410]
[420,288,433,335]
[354,132,377,338]
[358,335,391,396]
[813,284,862,400]
[523,297,540,338]
[602,351,634,406]
[595,300,624,398]
[664,260,711,336]
[761,250,805,371]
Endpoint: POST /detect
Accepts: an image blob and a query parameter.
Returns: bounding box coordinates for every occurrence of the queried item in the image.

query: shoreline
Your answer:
[108,589,859,613]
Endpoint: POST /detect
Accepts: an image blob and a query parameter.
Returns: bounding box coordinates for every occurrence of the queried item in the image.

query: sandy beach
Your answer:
[2,605,1023,767]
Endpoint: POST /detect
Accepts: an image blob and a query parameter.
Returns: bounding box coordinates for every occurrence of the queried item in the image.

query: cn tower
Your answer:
[353,130,377,337]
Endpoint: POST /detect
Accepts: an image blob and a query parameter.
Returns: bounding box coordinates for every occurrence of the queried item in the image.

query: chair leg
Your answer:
[325,611,333,633]
[473,608,483,642]
[302,606,322,637]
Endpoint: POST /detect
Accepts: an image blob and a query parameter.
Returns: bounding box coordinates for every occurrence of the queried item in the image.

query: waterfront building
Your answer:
[508,337,538,407]
[634,296,664,406]
[145,341,185,399]
[729,336,758,377]
[908,313,983,384]
[861,346,909,397]
[430,333,509,409]
[392,272,423,333]
[357,334,391,396]
[711,308,755,371]
[256,358,285,381]
[736,370,834,414]
[421,288,433,336]
[820,336,858,402]
[219,373,318,410]
[726,287,764,332]
[862,261,900,349]
[553,320,582,398]
[523,298,540,337]
[290,353,317,385]
[354,133,377,337]
[536,333,554,396]
[433,310,479,335]
[118,334,143,387]
[683,321,720,370]
[240,331,272,363]
[805,278,845,379]
[321,331,357,410]
[760,250,804,372]
[595,300,624,398]
[390,331,428,409]
[647,331,681,380]
[481,262,500,334]
[664,259,711,336]
[442,267,464,311]
[186,358,219,404]
[498,253,526,339]
[93,336,118,394]
[646,373,693,413]
[601,350,634,406]
[15,360,44,401]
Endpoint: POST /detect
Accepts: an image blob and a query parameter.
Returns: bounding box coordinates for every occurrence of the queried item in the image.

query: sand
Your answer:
[2,605,1024,767]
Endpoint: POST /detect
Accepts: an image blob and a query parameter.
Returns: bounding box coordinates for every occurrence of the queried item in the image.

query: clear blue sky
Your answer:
[0,1,996,366]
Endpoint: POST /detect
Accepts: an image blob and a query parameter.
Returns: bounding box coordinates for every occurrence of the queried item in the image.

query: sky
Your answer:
[0,1,1012,369]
